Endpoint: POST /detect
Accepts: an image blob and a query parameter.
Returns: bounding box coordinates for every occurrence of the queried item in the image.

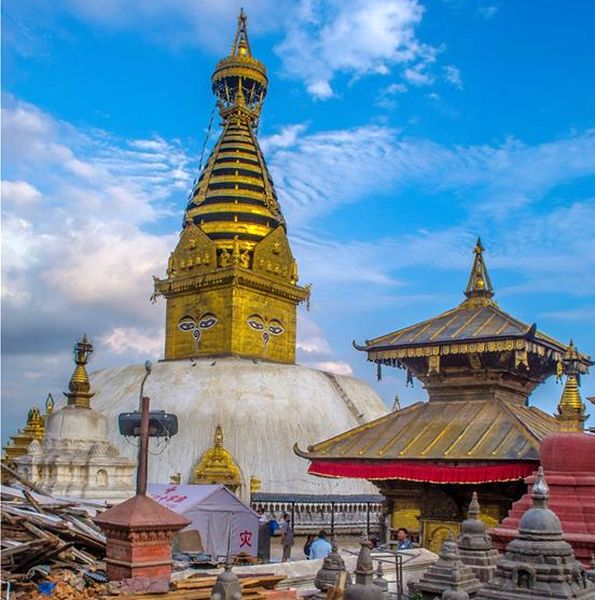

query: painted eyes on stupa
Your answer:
[178,317,196,332]
[247,315,285,340]
[198,314,217,329]
[267,320,284,336]
[247,317,265,331]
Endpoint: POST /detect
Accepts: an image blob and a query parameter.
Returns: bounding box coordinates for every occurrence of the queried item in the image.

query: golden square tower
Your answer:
[154,11,309,364]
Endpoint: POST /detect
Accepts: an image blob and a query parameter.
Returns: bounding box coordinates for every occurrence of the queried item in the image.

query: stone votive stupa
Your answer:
[476,467,595,599]
[409,532,482,600]
[344,535,384,600]
[313,542,351,598]
[15,335,135,501]
[457,492,499,583]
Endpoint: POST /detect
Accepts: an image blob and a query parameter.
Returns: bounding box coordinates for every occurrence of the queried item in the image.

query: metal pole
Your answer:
[330,502,335,538]
[136,396,150,496]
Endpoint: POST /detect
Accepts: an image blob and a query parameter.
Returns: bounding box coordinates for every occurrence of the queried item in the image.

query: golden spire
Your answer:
[153,10,309,364]
[65,334,95,408]
[556,340,587,432]
[211,8,268,124]
[192,424,242,492]
[464,238,494,306]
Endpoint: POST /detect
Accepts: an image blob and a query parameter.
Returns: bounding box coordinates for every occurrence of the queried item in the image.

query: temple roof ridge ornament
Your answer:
[556,340,588,432]
[463,237,495,307]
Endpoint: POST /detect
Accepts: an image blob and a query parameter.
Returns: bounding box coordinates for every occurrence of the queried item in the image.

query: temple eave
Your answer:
[306,459,538,484]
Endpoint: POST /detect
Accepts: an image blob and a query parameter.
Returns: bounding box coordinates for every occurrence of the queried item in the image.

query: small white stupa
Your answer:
[16,335,135,501]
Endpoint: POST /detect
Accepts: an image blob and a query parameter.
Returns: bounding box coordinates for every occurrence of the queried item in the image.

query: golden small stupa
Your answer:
[192,424,242,492]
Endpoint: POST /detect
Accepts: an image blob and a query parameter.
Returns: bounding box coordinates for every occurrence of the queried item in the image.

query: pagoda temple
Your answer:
[297,240,591,552]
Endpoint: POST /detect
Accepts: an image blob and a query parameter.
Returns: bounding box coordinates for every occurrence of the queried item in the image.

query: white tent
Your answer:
[148,484,259,559]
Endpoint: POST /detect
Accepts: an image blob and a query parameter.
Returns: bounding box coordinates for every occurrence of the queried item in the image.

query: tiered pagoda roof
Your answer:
[298,240,591,484]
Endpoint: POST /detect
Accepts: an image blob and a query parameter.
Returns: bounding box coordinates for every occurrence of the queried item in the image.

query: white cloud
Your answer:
[386,82,408,94]
[1,180,43,206]
[264,123,595,224]
[478,5,499,19]
[101,326,164,357]
[275,0,437,98]
[443,64,463,89]
[1,96,190,357]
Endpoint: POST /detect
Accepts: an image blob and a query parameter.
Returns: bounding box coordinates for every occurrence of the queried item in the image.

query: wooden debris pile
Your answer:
[98,574,286,599]
[1,485,108,598]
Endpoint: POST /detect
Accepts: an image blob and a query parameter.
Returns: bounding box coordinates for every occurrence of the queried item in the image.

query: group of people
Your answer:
[255,508,414,562]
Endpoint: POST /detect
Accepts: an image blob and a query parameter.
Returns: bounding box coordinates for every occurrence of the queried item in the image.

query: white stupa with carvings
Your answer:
[16,335,136,501]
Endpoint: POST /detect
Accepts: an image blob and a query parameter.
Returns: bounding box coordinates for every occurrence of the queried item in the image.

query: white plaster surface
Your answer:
[90,358,388,498]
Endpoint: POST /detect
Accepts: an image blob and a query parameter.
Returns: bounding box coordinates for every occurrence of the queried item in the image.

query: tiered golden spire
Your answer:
[2,394,54,464]
[464,238,494,305]
[192,424,242,492]
[65,334,95,408]
[153,10,309,364]
[556,340,587,432]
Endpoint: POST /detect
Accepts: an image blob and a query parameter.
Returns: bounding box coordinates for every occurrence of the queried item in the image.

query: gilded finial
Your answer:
[231,8,251,57]
[45,393,54,414]
[212,8,268,123]
[214,423,224,447]
[556,340,587,432]
[65,334,95,409]
[463,237,494,305]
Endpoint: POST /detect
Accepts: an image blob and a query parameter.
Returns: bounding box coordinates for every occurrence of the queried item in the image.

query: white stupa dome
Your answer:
[90,357,388,499]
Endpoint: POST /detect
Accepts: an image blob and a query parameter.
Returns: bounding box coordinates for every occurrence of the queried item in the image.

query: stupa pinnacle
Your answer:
[154,9,309,364]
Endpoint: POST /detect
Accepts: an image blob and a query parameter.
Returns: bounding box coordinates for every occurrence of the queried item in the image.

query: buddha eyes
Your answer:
[198,314,218,329]
[268,321,284,335]
[247,315,284,336]
[248,317,265,331]
[178,313,218,332]
[178,318,196,332]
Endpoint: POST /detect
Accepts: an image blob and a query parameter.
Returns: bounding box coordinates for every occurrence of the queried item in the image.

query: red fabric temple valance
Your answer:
[308,460,536,484]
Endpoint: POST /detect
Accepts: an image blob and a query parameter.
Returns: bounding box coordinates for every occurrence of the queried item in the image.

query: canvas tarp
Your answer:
[148,483,259,559]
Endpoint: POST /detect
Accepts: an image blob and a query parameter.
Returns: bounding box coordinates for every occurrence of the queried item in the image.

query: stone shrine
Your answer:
[457,492,499,583]
[409,532,482,600]
[15,335,135,501]
[344,536,384,600]
[476,467,595,599]
[313,543,351,598]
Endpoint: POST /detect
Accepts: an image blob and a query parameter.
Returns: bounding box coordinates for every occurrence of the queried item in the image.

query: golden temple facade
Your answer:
[153,10,309,364]
[298,240,591,553]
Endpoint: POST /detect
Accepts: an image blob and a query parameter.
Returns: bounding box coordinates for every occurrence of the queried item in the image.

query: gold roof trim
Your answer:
[356,240,591,372]
[300,398,560,462]
[192,424,242,488]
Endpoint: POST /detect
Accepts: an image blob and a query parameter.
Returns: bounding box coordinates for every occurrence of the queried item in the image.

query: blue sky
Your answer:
[2,0,595,442]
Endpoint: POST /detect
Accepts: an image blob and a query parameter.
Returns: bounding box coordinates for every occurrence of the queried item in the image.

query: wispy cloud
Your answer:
[276,0,438,99]
[443,64,463,89]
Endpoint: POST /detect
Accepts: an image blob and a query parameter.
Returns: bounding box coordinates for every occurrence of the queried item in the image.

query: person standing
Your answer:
[280,513,294,562]
[308,530,333,560]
